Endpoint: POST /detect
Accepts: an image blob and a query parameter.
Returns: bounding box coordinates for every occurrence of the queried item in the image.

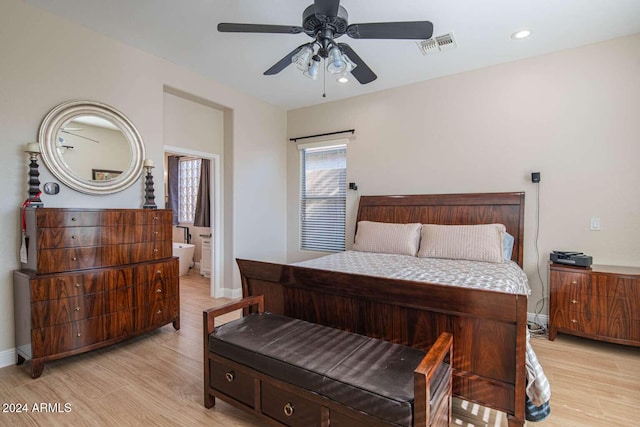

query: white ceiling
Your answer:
[25,0,640,110]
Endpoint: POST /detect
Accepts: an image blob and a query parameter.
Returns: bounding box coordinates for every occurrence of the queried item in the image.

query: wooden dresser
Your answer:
[13,208,180,378]
[549,263,640,346]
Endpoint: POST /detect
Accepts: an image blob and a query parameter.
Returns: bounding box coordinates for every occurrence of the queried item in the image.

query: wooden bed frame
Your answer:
[237,192,528,427]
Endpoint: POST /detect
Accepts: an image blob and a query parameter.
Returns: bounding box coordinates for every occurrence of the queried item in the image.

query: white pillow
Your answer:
[352,221,422,256]
[417,224,506,263]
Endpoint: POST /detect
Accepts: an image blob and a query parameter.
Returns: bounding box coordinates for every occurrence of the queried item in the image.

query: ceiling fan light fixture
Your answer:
[304,55,321,80]
[336,54,357,83]
[327,46,347,74]
[292,45,314,71]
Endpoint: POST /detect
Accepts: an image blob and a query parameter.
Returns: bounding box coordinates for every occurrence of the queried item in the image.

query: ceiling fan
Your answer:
[218,0,433,84]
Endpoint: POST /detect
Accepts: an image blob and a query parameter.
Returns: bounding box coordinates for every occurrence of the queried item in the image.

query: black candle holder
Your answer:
[143,165,157,209]
[25,147,44,208]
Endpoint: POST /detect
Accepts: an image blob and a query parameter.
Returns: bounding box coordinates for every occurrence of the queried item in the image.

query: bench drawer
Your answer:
[209,359,255,408]
[261,382,323,427]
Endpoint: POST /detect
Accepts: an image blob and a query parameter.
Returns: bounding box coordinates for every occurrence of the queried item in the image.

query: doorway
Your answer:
[163,147,222,297]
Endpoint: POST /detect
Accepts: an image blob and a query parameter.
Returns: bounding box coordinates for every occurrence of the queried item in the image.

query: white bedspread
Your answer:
[294,250,531,295]
[293,251,551,408]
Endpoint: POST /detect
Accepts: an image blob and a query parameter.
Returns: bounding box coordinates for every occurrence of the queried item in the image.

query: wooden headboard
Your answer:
[355,192,525,267]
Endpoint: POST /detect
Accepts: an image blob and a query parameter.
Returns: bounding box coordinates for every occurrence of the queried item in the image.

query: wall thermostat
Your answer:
[44,182,60,195]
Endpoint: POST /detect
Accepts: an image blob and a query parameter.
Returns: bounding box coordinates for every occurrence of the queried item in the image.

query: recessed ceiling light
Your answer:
[511,29,532,40]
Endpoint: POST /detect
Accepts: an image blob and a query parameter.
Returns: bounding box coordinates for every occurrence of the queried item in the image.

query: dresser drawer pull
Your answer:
[72,257,77,261]
[571,280,578,284]
[156,288,162,293]
[75,283,81,288]
[225,371,235,382]
[156,270,162,275]
[154,248,159,253]
[571,299,578,304]
[71,235,76,239]
[571,319,578,323]
[74,306,81,311]
[157,310,162,315]
[71,217,77,222]
[154,231,159,235]
[283,402,294,417]
[76,332,81,337]
[154,216,159,221]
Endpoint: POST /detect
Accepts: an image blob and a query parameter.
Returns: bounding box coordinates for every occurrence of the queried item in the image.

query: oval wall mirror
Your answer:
[39,100,145,195]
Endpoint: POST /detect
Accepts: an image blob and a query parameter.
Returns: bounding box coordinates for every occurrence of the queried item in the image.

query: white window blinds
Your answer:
[178,158,201,223]
[300,144,346,252]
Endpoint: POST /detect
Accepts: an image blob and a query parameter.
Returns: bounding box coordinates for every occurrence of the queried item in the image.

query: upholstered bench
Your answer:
[203,295,453,427]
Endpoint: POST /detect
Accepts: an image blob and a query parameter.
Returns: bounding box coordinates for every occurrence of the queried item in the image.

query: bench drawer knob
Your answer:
[283,402,294,417]
[225,371,235,382]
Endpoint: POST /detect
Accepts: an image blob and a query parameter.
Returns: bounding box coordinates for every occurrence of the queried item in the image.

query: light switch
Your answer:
[590,218,600,231]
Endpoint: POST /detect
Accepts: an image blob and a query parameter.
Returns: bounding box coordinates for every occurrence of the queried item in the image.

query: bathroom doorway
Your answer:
[163,89,225,298]
[164,148,221,297]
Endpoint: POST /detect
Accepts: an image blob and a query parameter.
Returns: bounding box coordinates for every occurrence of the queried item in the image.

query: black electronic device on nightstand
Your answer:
[550,251,593,267]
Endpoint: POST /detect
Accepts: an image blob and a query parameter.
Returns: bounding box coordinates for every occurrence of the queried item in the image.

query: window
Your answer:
[178,158,201,223]
[300,143,346,252]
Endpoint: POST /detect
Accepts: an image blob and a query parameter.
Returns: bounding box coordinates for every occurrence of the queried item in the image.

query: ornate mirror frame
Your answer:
[39,100,145,195]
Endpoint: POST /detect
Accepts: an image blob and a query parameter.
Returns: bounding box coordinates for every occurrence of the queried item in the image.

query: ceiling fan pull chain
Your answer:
[322,59,327,98]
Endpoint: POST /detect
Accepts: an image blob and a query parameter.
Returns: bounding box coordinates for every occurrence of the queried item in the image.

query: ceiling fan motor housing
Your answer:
[302,4,349,38]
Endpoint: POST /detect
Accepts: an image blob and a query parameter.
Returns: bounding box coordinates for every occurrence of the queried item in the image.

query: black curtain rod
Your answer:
[289,129,355,142]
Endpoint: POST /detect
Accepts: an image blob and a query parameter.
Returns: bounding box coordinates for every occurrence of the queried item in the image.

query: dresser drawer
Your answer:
[103,287,135,313]
[36,246,103,273]
[135,210,172,225]
[135,277,178,308]
[103,267,135,292]
[135,298,179,330]
[37,224,170,249]
[31,315,105,357]
[606,318,640,341]
[103,310,135,340]
[553,309,606,335]
[104,242,172,265]
[103,210,172,225]
[35,210,103,228]
[37,226,101,249]
[31,293,101,328]
[30,271,104,301]
[136,258,179,284]
[261,381,323,427]
[209,358,255,408]
[552,284,607,316]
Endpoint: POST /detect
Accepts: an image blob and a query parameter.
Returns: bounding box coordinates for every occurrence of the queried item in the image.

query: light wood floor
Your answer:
[0,269,638,426]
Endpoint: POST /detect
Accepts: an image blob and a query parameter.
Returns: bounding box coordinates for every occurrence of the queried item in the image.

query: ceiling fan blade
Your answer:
[218,23,303,34]
[338,43,377,84]
[264,45,307,75]
[347,21,433,39]
[314,0,341,19]
[61,130,101,143]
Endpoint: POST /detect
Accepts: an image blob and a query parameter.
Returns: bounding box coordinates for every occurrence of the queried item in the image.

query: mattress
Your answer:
[294,250,531,295]
[293,251,551,416]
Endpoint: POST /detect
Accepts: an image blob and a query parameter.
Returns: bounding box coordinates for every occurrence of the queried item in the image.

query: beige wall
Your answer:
[287,34,640,314]
[0,1,287,360]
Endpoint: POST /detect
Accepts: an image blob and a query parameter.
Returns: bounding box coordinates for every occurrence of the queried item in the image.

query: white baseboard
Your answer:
[528,312,549,327]
[222,288,242,299]
[0,348,16,369]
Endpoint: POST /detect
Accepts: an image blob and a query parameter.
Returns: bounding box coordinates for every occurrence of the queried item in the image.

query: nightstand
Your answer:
[549,263,640,346]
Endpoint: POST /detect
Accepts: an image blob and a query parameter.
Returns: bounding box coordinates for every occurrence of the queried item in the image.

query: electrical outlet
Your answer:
[590,218,600,231]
